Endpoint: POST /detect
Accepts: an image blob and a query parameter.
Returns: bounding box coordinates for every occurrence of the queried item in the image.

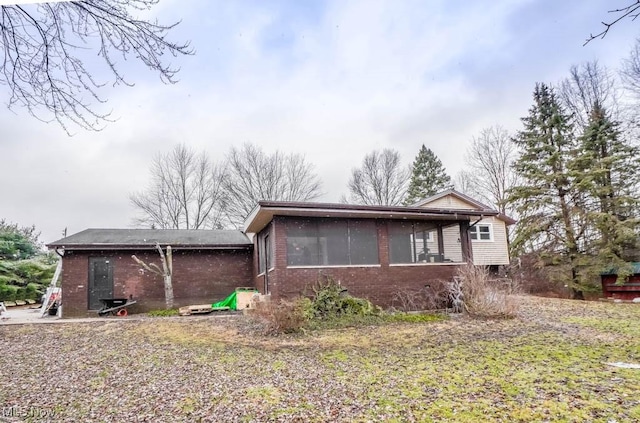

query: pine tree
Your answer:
[571,102,640,281]
[404,145,453,205]
[509,83,587,299]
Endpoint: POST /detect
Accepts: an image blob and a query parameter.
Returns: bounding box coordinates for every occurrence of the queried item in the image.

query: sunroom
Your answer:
[244,201,498,307]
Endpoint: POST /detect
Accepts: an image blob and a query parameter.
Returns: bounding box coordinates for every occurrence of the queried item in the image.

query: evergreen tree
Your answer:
[509,83,587,299]
[571,102,640,281]
[404,145,453,205]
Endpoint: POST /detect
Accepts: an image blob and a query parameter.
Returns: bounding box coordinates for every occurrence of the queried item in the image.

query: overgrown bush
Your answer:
[306,276,379,319]
[250,298,307,335]
[457,264,518,318]
[0,257,55,301]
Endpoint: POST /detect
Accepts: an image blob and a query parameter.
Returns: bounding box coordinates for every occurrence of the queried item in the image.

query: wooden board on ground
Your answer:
[179,304,214,316]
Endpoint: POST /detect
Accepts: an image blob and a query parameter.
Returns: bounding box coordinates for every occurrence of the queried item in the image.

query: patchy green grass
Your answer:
[1,296,639,422]
[146,308,180,317]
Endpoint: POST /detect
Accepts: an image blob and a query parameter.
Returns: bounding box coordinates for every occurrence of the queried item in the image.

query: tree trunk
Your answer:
[164,274,174,309]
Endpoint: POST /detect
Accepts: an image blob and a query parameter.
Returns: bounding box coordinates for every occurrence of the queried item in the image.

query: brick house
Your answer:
[48,195,513,316]
[244,201,504,306]
[47,229,253,317]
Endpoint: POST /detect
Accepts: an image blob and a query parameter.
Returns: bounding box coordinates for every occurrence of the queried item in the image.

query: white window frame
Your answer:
[469,223,493,242]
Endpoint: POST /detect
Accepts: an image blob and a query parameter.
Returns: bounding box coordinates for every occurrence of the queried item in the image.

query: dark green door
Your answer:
[88,258,113,310]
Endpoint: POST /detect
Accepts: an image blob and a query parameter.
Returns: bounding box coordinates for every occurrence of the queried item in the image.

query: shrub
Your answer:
[307,276,379,319]
[0,284,19,302]
[250,298,307,335]
[456,264,518,319]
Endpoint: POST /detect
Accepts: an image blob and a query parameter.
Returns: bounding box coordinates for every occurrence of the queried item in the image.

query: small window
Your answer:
[469,224,492,241]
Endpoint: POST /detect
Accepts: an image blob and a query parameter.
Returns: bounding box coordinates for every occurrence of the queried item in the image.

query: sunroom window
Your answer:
[286,219,378,266]
[388,221,464,264]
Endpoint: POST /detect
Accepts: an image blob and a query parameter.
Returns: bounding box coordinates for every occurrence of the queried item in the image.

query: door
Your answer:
[88,257,114,310]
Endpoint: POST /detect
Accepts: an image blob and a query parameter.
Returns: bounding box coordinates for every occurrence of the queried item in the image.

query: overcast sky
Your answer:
[1,0,639,244]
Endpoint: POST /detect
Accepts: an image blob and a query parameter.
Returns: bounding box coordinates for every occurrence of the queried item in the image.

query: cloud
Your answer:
[0,0,638,243]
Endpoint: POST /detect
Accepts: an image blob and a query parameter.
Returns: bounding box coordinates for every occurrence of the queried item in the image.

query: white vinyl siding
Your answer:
[422,195,475,210]
[471,217,509,265]
[419,193,511,266]
[469,224,493,241]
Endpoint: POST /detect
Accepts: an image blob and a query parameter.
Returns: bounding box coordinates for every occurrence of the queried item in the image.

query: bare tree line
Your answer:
[131,143,322,229]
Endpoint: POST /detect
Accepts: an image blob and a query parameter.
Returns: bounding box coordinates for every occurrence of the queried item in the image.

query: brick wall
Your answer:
[61,248,254,317]
[261,216,461,308]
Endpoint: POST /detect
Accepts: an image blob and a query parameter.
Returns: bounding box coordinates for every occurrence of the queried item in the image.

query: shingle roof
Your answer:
[47,229,252,250]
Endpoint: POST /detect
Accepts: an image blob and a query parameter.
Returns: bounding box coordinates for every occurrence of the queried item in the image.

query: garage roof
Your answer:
[47,229,252,250]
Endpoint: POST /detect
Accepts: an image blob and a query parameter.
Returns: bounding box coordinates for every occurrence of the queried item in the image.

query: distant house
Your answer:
[47,229,253,317]
[601,263,640,301]
[411,189,516,269]
[48,192,516,316]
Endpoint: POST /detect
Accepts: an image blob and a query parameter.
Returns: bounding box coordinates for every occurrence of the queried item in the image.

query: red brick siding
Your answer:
[601,274,640,300]
[260,216,462,308]
[61,248,254,317]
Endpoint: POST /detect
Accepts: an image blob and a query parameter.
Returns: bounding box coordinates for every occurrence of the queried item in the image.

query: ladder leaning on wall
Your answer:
[40,259,62,318]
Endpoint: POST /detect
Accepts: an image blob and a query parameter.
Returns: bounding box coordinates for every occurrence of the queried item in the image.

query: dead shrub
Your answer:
[456,264,518,318]
[249,298,307,335]
[391,280,450,311]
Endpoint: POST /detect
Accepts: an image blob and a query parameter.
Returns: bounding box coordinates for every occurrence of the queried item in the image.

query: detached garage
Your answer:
[47,229,253,317]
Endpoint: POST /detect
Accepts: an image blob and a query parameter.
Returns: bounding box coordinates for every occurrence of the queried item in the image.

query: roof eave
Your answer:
[244,201,499,234]
[46,244,253,251]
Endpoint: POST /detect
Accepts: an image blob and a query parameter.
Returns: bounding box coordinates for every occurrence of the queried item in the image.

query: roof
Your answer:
[243,200,500,234]
[601,262,640,275]
[47,229,252,250]
[412,189,517,225]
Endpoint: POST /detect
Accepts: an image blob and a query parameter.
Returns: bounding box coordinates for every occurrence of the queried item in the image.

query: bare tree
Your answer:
[558,61,619,128]
[463,126,519,216]
[0,1,192,132]
[132,244,173,309]
[345,149,409,206]
[224,143,323,227]
[585,2,640,45]
[131,144,227,229]
[621,38,640,97]
[454,170,482,199]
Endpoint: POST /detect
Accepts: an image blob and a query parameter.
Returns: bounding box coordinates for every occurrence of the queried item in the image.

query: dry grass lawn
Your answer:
[1,295,639,422]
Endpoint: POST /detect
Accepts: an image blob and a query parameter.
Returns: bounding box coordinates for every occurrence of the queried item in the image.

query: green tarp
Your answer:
[212,288,258,311]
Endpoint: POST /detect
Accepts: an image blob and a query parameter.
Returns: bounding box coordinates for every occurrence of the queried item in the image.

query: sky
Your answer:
[1,0,639,244]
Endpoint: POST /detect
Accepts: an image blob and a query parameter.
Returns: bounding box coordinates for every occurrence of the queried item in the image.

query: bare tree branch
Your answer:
[346,149,409,205]
[130,144,227,230]
[558,61,619,128]
[463,125,519,216]
[0,0,192,133]
[131,243,173,308]
[585,1,640,45]
[223,143,323,227]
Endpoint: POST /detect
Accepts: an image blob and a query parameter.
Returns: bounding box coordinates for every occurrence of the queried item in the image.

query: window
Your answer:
[286,219,378,266]
[469,224,492,241]
[388,222,439,264]
[257,230,273,274]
